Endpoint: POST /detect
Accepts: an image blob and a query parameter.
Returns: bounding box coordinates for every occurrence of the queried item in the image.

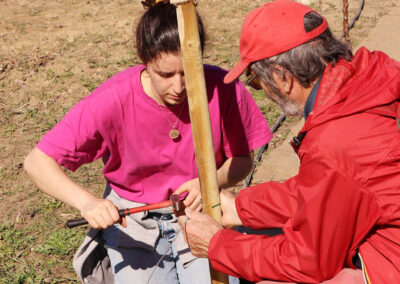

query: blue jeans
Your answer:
[102,213,211,284]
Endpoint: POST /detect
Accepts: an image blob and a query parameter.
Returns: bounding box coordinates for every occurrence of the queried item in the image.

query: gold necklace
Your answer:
[160,102,186,139]
[142,69,186,139]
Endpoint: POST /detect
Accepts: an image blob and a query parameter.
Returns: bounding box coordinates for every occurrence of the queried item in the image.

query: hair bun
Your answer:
[141,0,169,9]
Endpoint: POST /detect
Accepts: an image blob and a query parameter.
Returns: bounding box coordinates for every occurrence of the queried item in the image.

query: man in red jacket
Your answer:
[178,0,400,283]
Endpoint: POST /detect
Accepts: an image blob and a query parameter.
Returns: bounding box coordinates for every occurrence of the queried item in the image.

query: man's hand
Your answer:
[174,178,202,211]
[221,189,243,228]
[178,207,223,258]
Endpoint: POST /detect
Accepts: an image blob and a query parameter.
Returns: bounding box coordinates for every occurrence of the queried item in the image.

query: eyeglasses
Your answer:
[245,67,262,90]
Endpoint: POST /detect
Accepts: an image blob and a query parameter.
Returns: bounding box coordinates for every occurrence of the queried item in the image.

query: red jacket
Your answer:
[208,48,400,283]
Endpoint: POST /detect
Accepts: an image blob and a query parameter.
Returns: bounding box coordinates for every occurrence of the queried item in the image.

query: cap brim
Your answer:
[223,60,250,84]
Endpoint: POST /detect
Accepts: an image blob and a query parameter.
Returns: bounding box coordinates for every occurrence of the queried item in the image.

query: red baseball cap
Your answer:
[224,0,328,84]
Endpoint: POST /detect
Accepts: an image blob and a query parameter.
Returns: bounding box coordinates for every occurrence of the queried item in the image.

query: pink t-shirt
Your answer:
[37,65,272,203]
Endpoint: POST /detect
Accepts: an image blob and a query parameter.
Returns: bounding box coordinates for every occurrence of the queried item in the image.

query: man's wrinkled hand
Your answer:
[178,207,223,258]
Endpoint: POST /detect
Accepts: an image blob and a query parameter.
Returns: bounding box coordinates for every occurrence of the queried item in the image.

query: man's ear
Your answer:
[273,65,294,95]
[281,71,294,95]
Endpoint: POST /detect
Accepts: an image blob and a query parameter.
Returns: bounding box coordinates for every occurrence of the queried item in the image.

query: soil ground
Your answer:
[0,0,399,282]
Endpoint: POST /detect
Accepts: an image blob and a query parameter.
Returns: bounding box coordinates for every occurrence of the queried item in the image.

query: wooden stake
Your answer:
[174,1,228,283]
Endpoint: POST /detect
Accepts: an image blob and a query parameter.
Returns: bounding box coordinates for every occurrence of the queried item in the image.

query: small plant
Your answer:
[46,69,56,80]
[34,228,83,257]
[28,7,42,17]
[42,197,64,211]
[11,21,27,34]
[0,223,36,259]
[81,12,92,20]
[82,78,101,92]
[54,71,74,84]
[115,57,132,67]
[88,58,100,69]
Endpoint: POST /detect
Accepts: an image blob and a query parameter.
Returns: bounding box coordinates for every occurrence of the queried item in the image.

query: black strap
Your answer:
[352,251,362,269]
[292,132,306,146]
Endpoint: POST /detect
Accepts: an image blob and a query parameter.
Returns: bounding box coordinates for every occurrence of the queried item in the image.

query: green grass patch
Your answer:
[0,224,36,257]
[0,222,83,283]
[34,228,82,257]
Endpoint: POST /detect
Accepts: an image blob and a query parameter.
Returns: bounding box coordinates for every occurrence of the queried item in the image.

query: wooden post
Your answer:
[173,0,228,283]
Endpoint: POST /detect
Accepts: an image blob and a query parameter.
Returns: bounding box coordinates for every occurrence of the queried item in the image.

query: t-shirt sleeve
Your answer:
[222,81,273,157]
[37,96,109,171]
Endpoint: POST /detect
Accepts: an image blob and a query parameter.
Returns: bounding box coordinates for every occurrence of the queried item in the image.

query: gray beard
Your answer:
[268,89,304,117]
[281,100,303,117]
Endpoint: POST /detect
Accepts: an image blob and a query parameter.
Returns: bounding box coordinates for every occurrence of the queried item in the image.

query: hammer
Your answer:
[66,194,183,228]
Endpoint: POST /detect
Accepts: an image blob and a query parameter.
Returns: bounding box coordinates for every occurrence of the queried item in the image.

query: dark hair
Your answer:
[136,1,206,64]
[252,11,353,88]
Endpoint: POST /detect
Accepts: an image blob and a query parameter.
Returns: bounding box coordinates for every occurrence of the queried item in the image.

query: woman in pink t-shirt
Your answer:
[24,1,272,283]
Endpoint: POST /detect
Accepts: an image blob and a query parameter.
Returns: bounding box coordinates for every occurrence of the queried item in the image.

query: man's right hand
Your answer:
[220,189,243,228]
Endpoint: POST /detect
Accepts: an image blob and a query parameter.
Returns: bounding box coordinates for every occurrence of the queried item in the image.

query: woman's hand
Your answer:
[79,196,122,229]
[220,189,243,228]
[24,147,126,229]
[174,178,202,211]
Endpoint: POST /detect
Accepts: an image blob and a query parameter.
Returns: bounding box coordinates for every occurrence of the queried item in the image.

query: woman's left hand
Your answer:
[174,178,202,211]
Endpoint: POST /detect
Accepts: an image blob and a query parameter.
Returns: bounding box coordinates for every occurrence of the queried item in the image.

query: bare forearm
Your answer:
[216,152,253,188]
[24,147,97,211]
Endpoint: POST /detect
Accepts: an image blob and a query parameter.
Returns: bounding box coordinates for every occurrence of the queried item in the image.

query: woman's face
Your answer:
[144,52,186,106]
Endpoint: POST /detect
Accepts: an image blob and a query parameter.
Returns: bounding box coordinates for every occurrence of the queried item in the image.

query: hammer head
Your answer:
[170,194,185,216]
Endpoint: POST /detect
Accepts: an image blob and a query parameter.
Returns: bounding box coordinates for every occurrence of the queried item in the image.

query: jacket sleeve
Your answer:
[208,156,374,283]
[235,177,299,229]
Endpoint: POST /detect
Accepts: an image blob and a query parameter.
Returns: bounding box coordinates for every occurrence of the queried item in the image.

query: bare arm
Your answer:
[175,152,254,209]
[217,151,254,188]
[24,147,120,229]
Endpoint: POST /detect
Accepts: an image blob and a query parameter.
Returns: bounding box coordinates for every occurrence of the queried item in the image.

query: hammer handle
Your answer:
[66,199,172,229]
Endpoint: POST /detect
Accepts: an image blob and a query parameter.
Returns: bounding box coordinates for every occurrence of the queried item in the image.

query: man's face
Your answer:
[259,72,304,117]
[145,52,187,106]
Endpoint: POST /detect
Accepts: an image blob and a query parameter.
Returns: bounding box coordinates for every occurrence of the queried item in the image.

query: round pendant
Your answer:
[169,128,180,139]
